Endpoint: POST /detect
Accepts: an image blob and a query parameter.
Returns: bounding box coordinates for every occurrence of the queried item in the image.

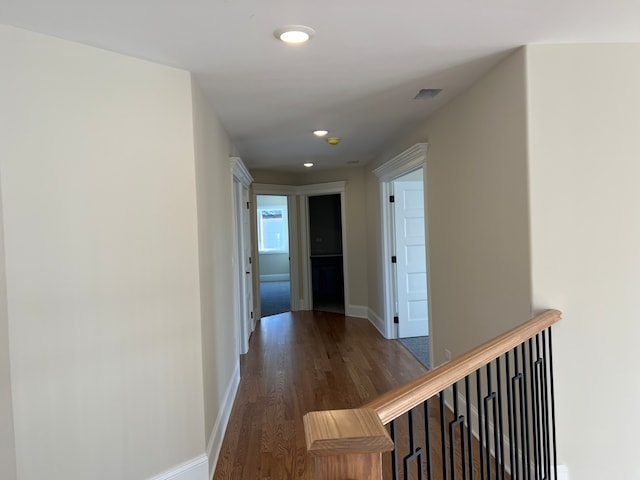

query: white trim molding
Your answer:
[367,308,388,338]
[375,143,431,341]
[253,181,346,196]
[206,362,241,477]
[373,143,428,181]
[148,455,208,480]
[230,157,253,187]
[345,304,369,319]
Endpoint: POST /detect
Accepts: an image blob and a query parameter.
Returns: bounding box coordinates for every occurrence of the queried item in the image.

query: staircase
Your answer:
[304,310,561,480]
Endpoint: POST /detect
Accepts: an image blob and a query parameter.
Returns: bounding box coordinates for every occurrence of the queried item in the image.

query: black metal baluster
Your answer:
[530,338,541,480]
[476,370,485,479]
[506,350,516,480]
[521,343,532,480]
[465,375,474,480]
[514,347,525,480]
[440,393,448,480]
[540,331,551,479]
[449,382,468,480]
[484,364,493,480]
[424,398,433,480]
[496,357,506,480]
[404,409,423,480]
[548,328,558,480]
[390,419,399,480]
[450,383,459,480]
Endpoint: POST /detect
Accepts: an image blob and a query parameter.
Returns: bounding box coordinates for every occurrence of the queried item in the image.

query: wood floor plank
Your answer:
[213,311,427,480]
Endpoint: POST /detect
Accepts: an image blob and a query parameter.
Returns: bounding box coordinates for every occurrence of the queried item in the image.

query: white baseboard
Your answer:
[367,308,387,337]
[259,274,290,282]
[148,455,208,480]
[207,362,241,477]
[345,304,368,318]
[554,464,569,480]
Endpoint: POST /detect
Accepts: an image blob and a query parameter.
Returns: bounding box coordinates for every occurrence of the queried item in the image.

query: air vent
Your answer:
[414,88,442,100]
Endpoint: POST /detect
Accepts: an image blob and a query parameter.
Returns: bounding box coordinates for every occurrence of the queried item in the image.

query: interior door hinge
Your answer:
[249,257,252,264]
[394,316,399,324]
[389,195,395,203]
[391,255,397,264]
[246,201,250,209]
[250,312,253,319]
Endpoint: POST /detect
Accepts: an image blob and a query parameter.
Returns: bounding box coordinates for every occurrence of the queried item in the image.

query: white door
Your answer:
[241,186,254,338]
[394,180,428,338]
[234,181,254,355]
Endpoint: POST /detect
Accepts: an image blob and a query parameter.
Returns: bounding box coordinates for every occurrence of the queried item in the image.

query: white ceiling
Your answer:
[3,0,640,171]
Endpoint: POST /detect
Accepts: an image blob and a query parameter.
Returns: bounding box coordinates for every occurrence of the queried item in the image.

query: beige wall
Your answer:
[251,169,300,185]
[527,44,640,479]
[0,177,16,480]
[191,79,237,474]
[366,49,532,363]
[0,26,205,479]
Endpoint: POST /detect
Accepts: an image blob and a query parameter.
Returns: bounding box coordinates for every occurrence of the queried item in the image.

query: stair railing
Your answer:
[303,309,561,480]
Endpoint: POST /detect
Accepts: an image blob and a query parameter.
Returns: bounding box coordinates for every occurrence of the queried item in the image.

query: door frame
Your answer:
[231,157,254,355]
[252,181,348,313]
[299,182,348,313]
[252,184,300,314]
[372,144,430,339]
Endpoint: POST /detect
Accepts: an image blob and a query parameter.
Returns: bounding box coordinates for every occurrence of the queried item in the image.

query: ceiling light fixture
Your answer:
[313,130,328,137]
[326,137,340,145]
[274,25,316,44]
[304,162,314,168]
[414,88,443,100]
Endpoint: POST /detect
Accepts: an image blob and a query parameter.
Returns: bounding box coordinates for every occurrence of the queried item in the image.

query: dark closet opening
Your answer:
[309,194,344,314]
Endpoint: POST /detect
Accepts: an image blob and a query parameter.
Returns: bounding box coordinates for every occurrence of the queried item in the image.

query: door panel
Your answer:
[394,180,428,338]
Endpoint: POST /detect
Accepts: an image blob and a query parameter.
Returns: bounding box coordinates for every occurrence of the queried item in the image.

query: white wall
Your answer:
[0,25,206,480]
[0,176,16,480]
[527,44,640,480]
[367,50,532,361]
[190,78,239,475]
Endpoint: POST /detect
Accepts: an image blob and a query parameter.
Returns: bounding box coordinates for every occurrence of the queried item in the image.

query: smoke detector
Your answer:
[414,89,442,100]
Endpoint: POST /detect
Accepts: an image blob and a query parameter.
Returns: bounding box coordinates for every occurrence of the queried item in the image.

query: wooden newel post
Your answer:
[303,408,394,480]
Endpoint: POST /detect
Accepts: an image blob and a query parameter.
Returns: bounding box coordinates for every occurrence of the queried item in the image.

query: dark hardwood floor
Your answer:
[212,310,427,480]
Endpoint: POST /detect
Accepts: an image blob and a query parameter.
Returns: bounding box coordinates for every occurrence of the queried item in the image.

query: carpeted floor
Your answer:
[398,336,430,370]
[260,281,291,317]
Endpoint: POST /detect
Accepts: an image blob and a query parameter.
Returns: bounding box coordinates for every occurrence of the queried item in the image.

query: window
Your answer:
[257,207,289,253]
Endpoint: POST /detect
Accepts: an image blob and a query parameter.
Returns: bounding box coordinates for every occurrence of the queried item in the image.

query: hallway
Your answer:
[213,311,426,479]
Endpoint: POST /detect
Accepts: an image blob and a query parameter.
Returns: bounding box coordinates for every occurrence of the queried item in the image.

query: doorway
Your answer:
[392,169,428,338]
[308,194,345,314]
[256,195,292,317]
[373,144,430,358]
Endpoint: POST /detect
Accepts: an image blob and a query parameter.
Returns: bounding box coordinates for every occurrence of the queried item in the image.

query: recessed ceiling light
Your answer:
[274,25,316,44]
[313,130,328,137]
[304,162,314,168]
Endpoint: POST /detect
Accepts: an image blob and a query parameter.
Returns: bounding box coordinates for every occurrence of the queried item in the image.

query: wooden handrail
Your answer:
[365,309,561,425]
